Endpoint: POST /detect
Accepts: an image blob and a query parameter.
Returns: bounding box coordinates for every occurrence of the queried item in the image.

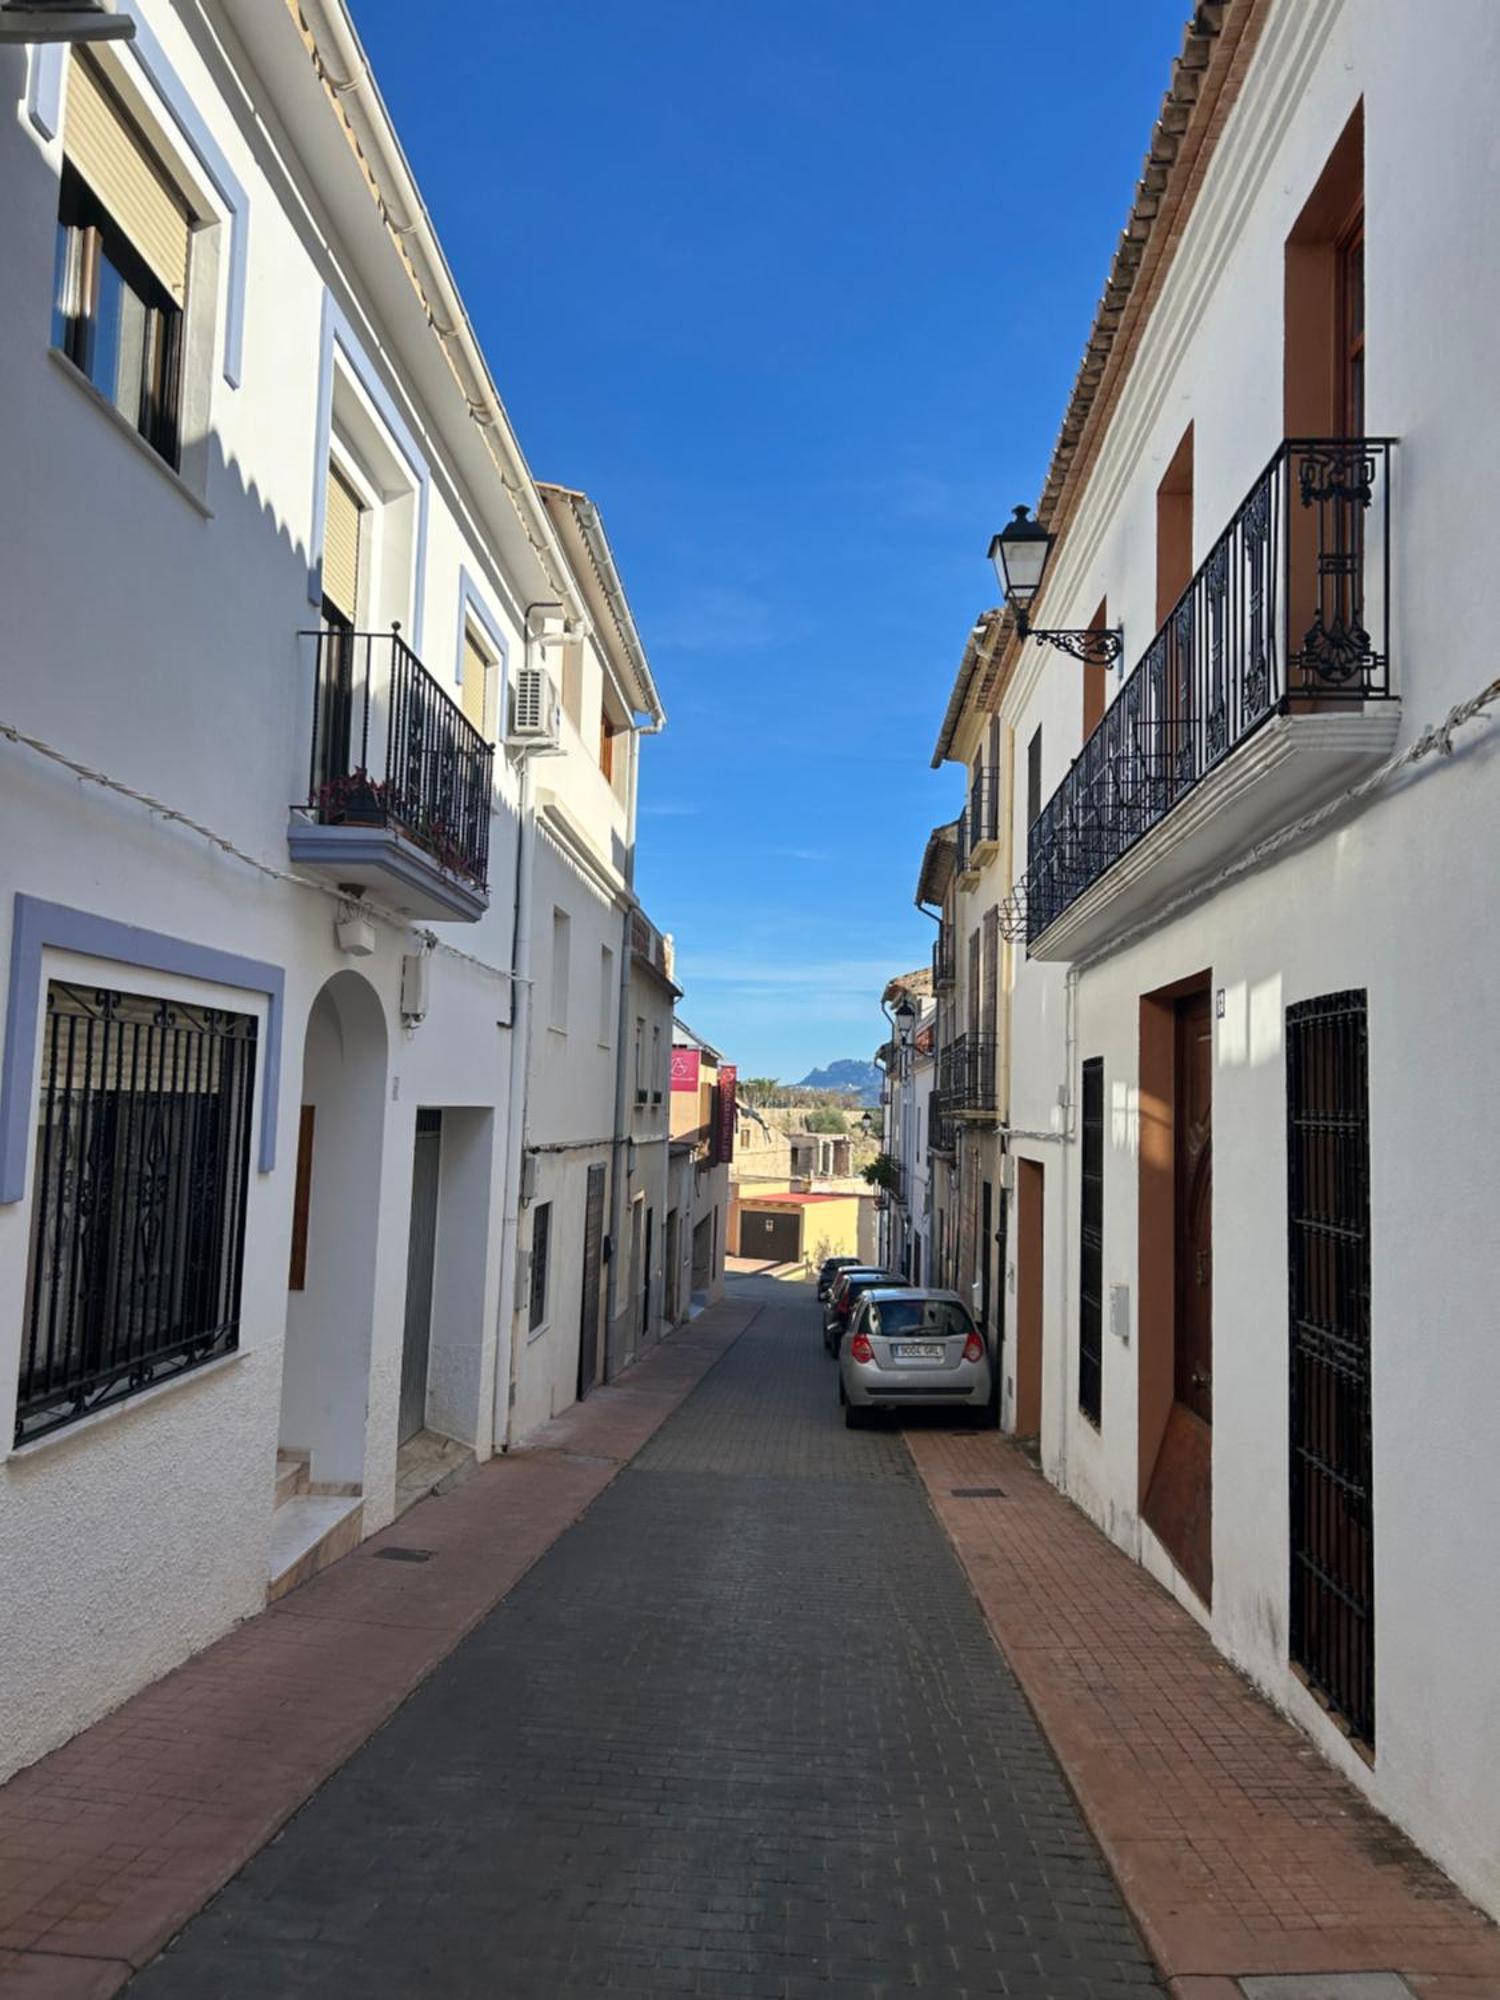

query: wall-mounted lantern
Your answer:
[988,506,1124,668]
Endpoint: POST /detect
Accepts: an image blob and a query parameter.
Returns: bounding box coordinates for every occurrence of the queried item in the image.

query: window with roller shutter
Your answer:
[52,53,193,465]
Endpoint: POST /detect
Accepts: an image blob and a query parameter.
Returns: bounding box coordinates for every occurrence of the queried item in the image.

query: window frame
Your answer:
[52,162,184,467]
[528,1200,551,1334]
[1078,1056,1104,1427]
[549,908,570,1035]
[17,977,258,1446]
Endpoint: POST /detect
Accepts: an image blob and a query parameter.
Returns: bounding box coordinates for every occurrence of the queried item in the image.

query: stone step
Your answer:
[274,1450,311,1509]
[268,1493,364,1602]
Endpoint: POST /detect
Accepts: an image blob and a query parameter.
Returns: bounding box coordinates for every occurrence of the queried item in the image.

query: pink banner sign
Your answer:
[671,1046,701,1093]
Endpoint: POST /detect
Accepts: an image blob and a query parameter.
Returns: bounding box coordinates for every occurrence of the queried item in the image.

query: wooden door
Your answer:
[1173,992,1213,1424]
[576,1162,606,1399]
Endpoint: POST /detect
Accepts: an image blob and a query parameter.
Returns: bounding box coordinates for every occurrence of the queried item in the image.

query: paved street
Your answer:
[130,1277,1158,1999]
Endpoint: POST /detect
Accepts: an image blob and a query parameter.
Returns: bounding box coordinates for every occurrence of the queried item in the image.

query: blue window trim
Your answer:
[307,289,432,655]
[28,11,250,388]
[0,896,283,1205]
[455,566,510,713]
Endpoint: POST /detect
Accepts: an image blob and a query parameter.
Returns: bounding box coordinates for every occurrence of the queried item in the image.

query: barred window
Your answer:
[528,1201,551,1333]
[1079,1057,1104,1426]
[18,982,257,1445]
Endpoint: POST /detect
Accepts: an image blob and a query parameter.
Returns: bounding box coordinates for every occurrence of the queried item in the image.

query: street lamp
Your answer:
[893,995,916,1043]
[988,506,1124,668]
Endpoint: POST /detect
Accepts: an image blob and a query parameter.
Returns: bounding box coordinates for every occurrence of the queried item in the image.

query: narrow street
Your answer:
[130,1277,1159,2000]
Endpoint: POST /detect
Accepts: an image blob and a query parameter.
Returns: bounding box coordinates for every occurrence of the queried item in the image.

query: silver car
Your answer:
[838,1287,994,1429]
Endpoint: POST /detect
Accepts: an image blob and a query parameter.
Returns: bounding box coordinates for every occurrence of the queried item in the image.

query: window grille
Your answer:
[529,1201,551,1332]
[1079,1057,1104,1426]
[18,981,256,1445]
[1286,989,1374,1745]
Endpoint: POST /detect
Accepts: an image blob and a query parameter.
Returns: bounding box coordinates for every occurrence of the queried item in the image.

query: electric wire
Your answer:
[0,715,525,988]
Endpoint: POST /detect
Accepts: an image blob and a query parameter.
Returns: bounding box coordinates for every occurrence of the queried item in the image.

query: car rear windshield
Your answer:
[872,1299,975,1338]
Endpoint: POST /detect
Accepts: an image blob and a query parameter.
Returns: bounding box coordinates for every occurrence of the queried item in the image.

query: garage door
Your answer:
[741,1208,800,1263]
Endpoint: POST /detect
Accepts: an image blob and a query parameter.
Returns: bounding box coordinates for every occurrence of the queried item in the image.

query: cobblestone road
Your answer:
[131,1279,1160,1999]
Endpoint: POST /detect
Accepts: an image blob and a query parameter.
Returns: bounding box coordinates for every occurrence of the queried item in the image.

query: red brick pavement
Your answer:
[0,1300,757,1999]
[906,1426,1500,1998]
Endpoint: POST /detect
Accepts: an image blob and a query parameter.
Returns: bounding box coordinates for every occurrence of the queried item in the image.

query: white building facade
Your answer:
[0,0,681,1786]
[923,0,1500,1920]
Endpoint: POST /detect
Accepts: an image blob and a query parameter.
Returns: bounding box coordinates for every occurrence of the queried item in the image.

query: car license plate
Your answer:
[892,1342,944,1360]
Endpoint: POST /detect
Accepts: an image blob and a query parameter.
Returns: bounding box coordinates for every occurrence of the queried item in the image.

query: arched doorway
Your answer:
[280,969,389,1488]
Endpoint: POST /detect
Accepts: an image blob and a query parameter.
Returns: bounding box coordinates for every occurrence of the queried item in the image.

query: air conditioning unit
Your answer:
[507,664,559,746]
[0,0,133,41]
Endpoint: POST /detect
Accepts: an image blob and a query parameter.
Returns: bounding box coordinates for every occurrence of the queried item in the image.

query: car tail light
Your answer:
[963,1330,984,1363]
[850,1330,875,1364]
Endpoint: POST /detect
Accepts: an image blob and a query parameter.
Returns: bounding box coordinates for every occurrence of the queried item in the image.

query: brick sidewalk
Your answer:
[905,1426,1500,2000]
[0,1300,758,2000]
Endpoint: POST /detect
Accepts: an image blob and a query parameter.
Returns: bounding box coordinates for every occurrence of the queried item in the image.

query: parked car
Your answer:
[838,1288,995,1428]
[822,1268,896,1355]
[816,1255,865,1302]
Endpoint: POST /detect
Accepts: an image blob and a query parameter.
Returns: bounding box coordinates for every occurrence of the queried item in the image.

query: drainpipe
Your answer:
[494,744,535,1449]
[495,606,563,1450]
[1053,961,1080,1493]
[603,713,663,1368]
[604,900,633,1374]
[878,998,895,1267]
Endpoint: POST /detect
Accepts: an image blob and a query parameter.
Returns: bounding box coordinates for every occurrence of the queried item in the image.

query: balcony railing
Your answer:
[956,768,1000,878]
[299,624,494,893]
[942,1032,999,1118]
[928,1089,956,1157]
[1026,438,1393,942]
[932,926,956,992]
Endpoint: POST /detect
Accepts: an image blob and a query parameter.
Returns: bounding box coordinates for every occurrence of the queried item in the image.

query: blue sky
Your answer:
[352,0,1185,1080]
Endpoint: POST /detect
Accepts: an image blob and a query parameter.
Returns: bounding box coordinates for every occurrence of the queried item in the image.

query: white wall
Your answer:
[986,0,1500,1920]
[0,0,643,1780]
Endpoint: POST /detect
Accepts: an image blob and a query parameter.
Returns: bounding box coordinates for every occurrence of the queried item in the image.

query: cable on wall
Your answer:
[0,715,527,990]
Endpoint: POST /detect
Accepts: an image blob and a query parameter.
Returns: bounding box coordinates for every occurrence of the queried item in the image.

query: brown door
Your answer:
[1174,992,1213,1424]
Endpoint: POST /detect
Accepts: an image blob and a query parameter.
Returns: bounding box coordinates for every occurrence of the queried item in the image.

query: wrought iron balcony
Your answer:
[956,769,1000,881]
[289,625,494,922]
[932,926,956,992]
[1026,438,1396,954]
[942,1032,999,1119]
[928,1089,956,1158]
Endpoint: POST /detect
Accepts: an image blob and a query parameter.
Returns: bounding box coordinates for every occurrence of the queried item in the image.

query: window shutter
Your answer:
[65,55,192,305]
[322,466,362,621]
[461,627,490,734]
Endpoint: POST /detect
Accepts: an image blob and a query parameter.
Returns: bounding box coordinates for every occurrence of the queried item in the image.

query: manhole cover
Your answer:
[372,1546,433,1563]
[950,1486,1006,1499]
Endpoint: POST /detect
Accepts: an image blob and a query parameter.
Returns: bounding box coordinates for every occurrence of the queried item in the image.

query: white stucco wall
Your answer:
[975,0,1500,1921]
[0,0,652,1781]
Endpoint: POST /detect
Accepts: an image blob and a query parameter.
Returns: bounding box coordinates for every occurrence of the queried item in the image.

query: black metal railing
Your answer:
[1026,438,1394,941]
[928,1089,956,1157]
[932,926,956,991]
[942,1032,998,1117]
[300,624,495,891]
[18,982,257,1445]
[957,768,1000,876]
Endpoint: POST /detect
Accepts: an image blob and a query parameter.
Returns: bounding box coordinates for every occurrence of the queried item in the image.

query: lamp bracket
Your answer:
[1021,619,1126,670]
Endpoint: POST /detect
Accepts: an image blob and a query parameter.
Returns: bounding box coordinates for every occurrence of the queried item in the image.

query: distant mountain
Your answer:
[797,1058,882,1105]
